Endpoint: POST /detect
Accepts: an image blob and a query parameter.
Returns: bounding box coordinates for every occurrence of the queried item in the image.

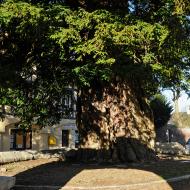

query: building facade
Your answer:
[0,88,78,151]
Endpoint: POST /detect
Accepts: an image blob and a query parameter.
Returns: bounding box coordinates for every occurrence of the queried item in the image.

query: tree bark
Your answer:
[76,78,156,162]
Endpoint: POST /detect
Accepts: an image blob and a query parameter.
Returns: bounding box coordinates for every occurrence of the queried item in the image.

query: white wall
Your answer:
[32,131,49,151]
[0,118,78,152]
[0,124,14,151]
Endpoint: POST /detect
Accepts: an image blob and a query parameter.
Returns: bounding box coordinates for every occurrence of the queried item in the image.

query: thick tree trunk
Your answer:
[76,78,156,162]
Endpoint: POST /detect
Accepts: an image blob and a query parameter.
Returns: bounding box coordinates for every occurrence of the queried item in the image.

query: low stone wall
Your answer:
[0,176,15,190]
[0,150,38,164]
[155,142,186,155]
[0,149,66,164]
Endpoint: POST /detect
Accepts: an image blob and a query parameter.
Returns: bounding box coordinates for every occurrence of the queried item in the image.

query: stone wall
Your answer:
[155,142,186,155]
[0,150,38,164]
[0,149,66,164]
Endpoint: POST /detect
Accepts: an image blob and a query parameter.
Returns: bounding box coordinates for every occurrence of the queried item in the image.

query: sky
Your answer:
[162,90,190,112]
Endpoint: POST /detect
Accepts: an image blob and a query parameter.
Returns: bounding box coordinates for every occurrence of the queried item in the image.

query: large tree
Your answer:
[0,0,190,162]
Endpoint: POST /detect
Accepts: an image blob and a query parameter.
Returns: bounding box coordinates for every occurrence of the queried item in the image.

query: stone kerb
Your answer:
[0,176,15,190]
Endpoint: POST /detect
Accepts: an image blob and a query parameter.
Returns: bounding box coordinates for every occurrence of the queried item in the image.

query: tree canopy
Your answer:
[0,0,190,128]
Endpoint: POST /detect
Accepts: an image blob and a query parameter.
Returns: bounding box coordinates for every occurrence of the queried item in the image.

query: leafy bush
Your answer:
[150,94,173,128]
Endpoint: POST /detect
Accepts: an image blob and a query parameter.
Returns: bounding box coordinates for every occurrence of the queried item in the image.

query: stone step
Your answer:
[0,176,15,190]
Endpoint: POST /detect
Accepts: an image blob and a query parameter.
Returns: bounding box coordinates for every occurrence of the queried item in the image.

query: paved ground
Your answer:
[1,156,190,189]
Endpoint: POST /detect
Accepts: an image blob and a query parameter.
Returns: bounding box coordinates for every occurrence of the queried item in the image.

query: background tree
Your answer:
[150,94,173,128]
[0,0,190,161]
[0,1,71,127]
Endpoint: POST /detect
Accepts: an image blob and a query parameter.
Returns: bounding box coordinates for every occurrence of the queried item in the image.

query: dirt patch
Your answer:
[1,156,190,189]
[0,158,59,176]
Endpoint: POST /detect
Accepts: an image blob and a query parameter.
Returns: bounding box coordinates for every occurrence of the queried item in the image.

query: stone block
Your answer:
[0,150,38,164]
[0,176,15,190]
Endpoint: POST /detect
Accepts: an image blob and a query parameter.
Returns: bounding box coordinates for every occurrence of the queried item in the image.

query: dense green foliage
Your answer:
[150,94,173,128]
[0,0,190,128]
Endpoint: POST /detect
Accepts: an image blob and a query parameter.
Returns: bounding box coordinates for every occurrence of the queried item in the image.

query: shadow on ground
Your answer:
[12,155,190,190]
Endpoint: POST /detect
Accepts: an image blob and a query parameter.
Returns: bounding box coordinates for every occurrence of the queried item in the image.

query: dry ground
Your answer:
[1,155,190,189]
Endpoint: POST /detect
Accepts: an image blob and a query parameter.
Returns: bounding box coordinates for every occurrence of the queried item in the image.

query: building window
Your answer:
[62,130,69,147]
[0,105,15,115]
[75,130,79,148]
[59,88,76,119]
[10,129,32,150]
